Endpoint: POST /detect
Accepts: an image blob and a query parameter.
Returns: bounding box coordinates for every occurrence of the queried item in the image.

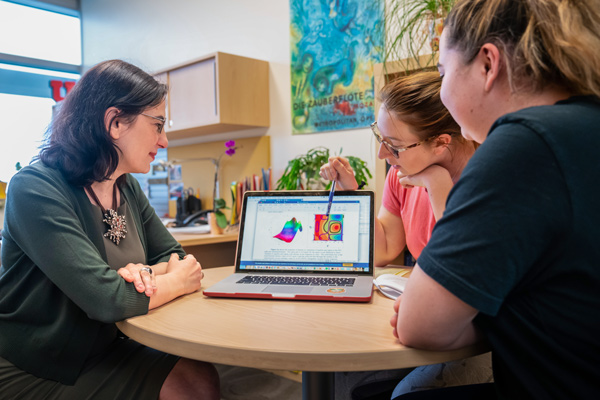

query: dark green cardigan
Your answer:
[0,162,184,384]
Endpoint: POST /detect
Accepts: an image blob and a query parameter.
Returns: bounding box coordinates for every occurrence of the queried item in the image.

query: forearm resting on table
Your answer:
[395,265,480,350]
[148,272,188,310]
[150,261,168,275]
[397,316,480,351]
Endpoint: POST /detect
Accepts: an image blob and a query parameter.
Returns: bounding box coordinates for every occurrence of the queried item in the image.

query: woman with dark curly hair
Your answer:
[0,59,219,399]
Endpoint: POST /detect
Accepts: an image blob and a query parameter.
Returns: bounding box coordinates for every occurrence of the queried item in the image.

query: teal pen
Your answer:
[326,180,336,216]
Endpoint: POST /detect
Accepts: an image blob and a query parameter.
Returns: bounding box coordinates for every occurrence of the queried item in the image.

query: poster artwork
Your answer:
[290,0,384,134]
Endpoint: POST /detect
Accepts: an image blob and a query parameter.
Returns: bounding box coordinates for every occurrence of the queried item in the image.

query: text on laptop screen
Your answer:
[238,194,372,273]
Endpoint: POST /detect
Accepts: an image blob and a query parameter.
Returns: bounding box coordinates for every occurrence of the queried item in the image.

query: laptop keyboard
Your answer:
[237,275,355,286]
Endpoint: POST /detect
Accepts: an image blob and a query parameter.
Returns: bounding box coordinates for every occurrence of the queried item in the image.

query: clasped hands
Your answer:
[117,253,203,297]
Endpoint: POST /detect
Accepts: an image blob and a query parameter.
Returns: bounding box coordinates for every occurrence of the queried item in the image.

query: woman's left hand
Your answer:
[397,164,451,190]
[118,263,157,297]
[398,165,454,221]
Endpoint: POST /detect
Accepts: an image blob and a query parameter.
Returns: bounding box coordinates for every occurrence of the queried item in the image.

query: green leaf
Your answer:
[215,211,228,228]
[382,0,456,74]
[276,147,370,190]
[214,198,229,210]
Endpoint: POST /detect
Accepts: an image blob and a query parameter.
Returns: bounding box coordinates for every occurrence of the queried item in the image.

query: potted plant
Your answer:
[276,147,372,190]
[209,198,230,234]
[209,140,237,234]
[382,0,456,75]
[213,198,230,228]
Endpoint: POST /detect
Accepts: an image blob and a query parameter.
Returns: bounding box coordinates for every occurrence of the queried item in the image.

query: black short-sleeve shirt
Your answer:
[419,96,600,399]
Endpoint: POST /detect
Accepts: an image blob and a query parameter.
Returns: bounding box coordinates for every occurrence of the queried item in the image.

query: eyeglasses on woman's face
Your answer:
[140,113,166,134]
[370,121,426,158]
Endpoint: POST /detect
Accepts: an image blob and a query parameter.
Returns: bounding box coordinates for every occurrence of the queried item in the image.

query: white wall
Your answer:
[80,0,380,190]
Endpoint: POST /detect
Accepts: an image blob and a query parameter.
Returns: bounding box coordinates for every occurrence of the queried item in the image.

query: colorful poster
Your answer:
[290,0,384,134]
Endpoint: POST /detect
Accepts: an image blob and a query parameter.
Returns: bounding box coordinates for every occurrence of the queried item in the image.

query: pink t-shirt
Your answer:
[381,168,436,259]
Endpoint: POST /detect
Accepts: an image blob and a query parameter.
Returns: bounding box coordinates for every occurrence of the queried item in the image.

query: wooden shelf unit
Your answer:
[155,52,270,139]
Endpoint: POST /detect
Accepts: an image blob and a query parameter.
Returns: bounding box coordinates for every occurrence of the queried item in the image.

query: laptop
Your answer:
[203,190,375,302]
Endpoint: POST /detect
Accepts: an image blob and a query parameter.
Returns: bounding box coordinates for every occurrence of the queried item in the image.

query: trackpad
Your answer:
[262,286,313,294]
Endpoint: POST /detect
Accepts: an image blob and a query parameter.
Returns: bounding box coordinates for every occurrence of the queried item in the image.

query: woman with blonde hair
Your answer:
[392,0,600,398]
[321,71,477,265]
[321,72,488,398]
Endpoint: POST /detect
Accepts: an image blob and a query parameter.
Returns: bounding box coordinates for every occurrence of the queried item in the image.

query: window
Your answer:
[0,0,81,182]
[0,1,81,65]
[0,93,55,180]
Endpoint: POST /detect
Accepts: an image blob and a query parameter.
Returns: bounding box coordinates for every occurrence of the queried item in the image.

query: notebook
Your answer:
[203,190,375,302]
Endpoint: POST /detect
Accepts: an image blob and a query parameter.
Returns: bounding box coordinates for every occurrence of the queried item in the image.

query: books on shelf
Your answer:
[229,167,272,225]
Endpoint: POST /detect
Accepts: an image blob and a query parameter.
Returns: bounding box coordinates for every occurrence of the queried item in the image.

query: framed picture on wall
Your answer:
[289,0,384,134]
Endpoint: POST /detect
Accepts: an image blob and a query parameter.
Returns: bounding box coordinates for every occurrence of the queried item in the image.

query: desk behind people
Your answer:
[169,231,238,268]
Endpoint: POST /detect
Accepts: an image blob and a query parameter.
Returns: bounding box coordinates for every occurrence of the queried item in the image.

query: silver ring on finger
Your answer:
[140,266,154,276]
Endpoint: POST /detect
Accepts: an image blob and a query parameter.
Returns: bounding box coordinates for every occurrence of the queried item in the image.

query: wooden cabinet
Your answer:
[156,52,270,139]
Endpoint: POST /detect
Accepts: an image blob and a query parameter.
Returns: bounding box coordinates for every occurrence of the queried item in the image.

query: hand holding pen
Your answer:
[319,156,360,191]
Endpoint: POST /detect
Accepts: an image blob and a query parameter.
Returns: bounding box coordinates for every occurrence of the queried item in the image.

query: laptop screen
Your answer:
[236,191,374,275]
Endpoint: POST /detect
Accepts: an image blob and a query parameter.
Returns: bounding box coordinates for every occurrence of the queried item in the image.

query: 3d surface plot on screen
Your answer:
[274,217,303,243]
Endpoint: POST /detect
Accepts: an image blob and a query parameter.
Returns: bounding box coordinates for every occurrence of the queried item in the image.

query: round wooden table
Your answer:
[117,266,489,399]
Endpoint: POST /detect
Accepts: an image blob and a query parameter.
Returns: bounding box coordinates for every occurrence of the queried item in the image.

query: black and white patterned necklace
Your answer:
[86,184,127,245]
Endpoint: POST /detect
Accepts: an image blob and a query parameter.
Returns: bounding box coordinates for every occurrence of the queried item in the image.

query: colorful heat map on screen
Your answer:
[314,214,343,241]
[273,217,303,243]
